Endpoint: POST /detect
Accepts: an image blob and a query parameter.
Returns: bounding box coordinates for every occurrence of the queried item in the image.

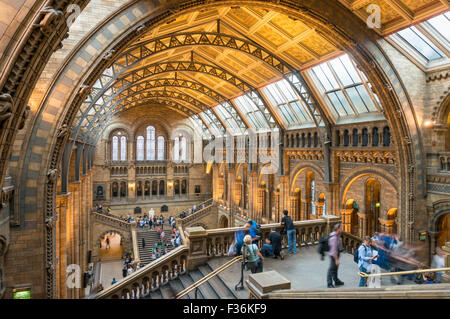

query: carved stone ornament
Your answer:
[18,105,31,130]
[45,216,55,229]
[46,169,59,183]
[33,7,64,36]
[0,93,13,125]
[102,49,116,61]
[56,124,69,138]
[78,84,90,96]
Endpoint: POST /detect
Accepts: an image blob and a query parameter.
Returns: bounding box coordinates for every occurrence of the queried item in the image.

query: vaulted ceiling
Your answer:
[71,3,449,143]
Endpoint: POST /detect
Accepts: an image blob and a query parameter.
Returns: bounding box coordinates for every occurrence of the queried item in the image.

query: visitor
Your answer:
[234,229,246,256]
[244,220,260,244]
[161,230,165,243]
[127,265,133,276]
[262,228,284,260]
[122,266,127,278]
[281,210,296,254]
[432,247,445,283]
[111,278,117,285]
[105,236,110,250]
[151,252,156,261]
[242,234,264,274]
[357,236,377,287]
[327,223,344,288]
[175,235,181,247]
[142,238,146,249]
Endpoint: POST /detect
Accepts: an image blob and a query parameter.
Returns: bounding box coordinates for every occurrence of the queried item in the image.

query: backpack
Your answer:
[318,235,332,260]
[353,247,360,263]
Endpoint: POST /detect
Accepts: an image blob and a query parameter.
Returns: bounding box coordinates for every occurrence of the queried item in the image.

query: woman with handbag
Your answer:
[242,235,264,274]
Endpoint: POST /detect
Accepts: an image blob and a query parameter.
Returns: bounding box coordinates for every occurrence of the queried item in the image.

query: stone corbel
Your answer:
[56,124,69,138]
[102,49,116,61]
[0,93,13,126]
[46,169,59,184]
[33,6,64,36]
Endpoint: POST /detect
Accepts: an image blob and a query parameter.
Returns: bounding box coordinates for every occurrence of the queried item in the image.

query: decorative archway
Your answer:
[219,215,229,229]
[10,0,424,298]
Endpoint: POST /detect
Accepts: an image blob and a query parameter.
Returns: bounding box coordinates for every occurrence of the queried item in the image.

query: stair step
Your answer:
[168,279,189,299]
[148,290,163,299]
[198,265,237,299]
[160,284,177,299]
[179,273,203,299]
[189,270,220,299]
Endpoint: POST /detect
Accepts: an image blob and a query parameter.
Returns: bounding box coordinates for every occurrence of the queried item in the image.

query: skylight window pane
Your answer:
[346,86,369,114]
[312,65,338,91]
[356,85,378,112]
[265,85,284,104]
[277,80,297,101]
[290,101,310,122]
[327,92,348,117]
[330,57,355,86]
[339,55,361,84]
[427,13,450,42]
[279,104,296,124]
[397,26,444,61]
[335,91,354,115]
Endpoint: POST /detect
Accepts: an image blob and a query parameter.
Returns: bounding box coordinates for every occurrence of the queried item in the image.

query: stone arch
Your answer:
[94,229,128,262]
[219,215,229,229]
[290,162,325,194]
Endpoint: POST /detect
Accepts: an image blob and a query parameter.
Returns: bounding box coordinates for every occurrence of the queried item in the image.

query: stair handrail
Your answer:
[175,255,243,299]
[94,244,189,299]
[359,267,450,279]
[179,202,215,226]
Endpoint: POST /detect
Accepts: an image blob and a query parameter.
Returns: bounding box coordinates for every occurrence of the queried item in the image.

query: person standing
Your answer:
[357,236,377,287]
[327,223,345,288]
[242,235,264,274]
[432,247,445,283]
[111,278,117,285]
[105,236,110,250]
[142,238,146,249]
[281,210,296,254]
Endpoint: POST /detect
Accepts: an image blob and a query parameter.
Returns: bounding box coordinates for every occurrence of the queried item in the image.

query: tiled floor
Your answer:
[100,260,124,289]
[207,245,394,299]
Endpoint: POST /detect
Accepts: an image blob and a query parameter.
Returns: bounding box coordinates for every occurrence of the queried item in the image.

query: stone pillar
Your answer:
[275,191,280,222]
[289,196,298,221]
[358,213,367,238]
[249,170,258,221]
[279,175,289,217]
[341,209,352,233]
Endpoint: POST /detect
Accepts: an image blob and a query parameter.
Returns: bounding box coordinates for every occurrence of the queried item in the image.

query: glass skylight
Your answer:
[233,95,269,129]
[262,79,313,127]
[308,54,381,119]
[427,12,450,42]
[397,26,445,61]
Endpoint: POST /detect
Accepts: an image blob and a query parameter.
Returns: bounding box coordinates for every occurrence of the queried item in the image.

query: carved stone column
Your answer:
[358,213,367,238]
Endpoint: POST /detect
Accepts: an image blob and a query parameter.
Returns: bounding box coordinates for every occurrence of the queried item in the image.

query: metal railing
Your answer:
[175,255,243,299]
[359,267,450,279]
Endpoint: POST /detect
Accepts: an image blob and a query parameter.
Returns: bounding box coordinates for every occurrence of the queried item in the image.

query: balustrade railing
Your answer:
[91,211,133,231]
[179,202,214,227]
[95,245,189,299]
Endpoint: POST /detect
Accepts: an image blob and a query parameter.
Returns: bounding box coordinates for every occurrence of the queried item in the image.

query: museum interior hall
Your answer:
[0,0,449,299]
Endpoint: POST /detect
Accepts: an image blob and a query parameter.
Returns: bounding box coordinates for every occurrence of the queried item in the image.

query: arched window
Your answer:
[112,136,119,161]
[313,132,319,147]
[383,126,391,147]
[173,137,180,162]
[180,136,187,161]
[372,127,379,146]
[344,130,350,146]
[335,130,341,147]
[157,136,165,160]
[302,133,306,147]
[120,136,127,161]
[146,126,156,160]
[307,133,312,147]
[352,129,359,147]
[362,128,368,147]
[136,136,144,161]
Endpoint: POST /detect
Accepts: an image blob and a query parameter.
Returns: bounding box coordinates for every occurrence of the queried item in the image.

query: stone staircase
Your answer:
[136,226,174,266]
[143,262,238,299]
